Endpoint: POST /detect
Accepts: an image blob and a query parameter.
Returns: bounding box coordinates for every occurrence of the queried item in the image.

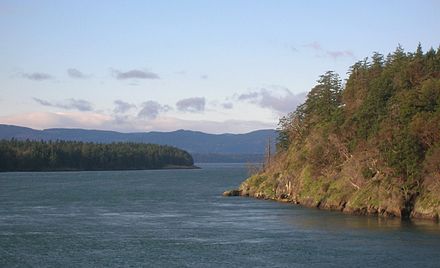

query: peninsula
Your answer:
[234,45,440,221]
[0,140,196,171]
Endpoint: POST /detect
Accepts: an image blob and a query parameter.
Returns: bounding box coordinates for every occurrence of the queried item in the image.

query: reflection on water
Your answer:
[1,164,440,267]
[278,202,440,234]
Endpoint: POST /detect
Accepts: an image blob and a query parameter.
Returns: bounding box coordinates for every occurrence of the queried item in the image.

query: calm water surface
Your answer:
[1,163,440,267]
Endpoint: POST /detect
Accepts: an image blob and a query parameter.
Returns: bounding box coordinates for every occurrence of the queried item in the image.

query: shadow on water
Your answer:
[247,198,440,235]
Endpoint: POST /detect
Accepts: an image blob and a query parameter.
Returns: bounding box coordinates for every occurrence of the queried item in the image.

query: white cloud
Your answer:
[304,41,355,59]
[113,100,136,114]
[326,50,354,59]
[33,98,93,111]
[112,69,160,80]
[67,68,90,79]
[176,97,206,112]
[222,102,233,109]
[237,87,306,115]
[0,112,112,130]
[304,41,322,50]
[21,72,53,81]
[137,101,168,120]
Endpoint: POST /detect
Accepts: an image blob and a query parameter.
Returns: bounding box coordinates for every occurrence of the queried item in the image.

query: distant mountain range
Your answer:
[0,124,277,162]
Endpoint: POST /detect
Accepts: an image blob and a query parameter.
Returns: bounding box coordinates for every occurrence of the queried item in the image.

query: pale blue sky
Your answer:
[0,0,438,133]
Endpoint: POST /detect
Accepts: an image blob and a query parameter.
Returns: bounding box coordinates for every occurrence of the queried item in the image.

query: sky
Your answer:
[0,0,439,134]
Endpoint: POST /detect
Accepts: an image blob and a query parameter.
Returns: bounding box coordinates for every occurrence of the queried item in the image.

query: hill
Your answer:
[0,125,277,162]
[237,45,440,220]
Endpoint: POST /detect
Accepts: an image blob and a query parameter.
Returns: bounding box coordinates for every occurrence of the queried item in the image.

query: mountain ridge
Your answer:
[0,124,277,160]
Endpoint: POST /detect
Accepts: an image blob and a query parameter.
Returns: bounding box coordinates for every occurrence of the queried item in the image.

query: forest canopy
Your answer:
[0,139,195,171]
[277,44,440,183]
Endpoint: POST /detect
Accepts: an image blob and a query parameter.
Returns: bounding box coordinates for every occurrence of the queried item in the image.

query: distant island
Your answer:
[233,45,440,221]
[0,140,196,172]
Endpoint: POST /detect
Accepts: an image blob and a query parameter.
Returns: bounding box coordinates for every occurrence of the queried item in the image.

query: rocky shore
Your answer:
[224,167,440,222]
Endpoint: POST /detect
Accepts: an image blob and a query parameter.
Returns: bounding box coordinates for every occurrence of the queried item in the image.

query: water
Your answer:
[1,163,440,267]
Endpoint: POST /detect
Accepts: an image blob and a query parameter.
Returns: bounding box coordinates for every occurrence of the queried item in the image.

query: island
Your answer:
[0,139,197,171]
[232,45,440,221]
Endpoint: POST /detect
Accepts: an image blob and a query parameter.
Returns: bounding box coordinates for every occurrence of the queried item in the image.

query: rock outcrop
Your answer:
[222,189,242,196]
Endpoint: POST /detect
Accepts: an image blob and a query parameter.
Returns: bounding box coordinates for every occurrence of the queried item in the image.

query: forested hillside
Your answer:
[239,45,440,220]
[0,140,195,171]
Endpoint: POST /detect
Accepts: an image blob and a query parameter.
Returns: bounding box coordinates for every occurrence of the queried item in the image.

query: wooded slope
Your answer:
[240,45,440,220]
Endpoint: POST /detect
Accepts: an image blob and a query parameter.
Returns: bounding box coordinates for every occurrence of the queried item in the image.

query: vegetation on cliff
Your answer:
[0,139,195,171]
[240,44,440,220]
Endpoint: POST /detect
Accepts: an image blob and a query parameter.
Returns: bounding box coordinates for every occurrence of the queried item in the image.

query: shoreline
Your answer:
[0,165,200,173]
[223,188,440,222]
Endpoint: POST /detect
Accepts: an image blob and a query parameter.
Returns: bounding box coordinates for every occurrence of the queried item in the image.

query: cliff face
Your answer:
[239,46,440,220]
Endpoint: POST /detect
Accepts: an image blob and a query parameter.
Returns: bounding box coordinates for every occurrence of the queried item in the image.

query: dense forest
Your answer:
[239,44,440,220]
[0,139,195,171]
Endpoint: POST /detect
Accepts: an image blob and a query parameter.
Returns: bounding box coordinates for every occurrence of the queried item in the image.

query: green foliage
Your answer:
[361,166,375,179]
[241,174,278,199]
[380,132,423,179]
[276,116,291,151]
[303,71,343,123]
[245,174,267,188]
[0,140,194,171]
[276,44,440,182]
[276,71,342,151]
[298,166,326,203]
